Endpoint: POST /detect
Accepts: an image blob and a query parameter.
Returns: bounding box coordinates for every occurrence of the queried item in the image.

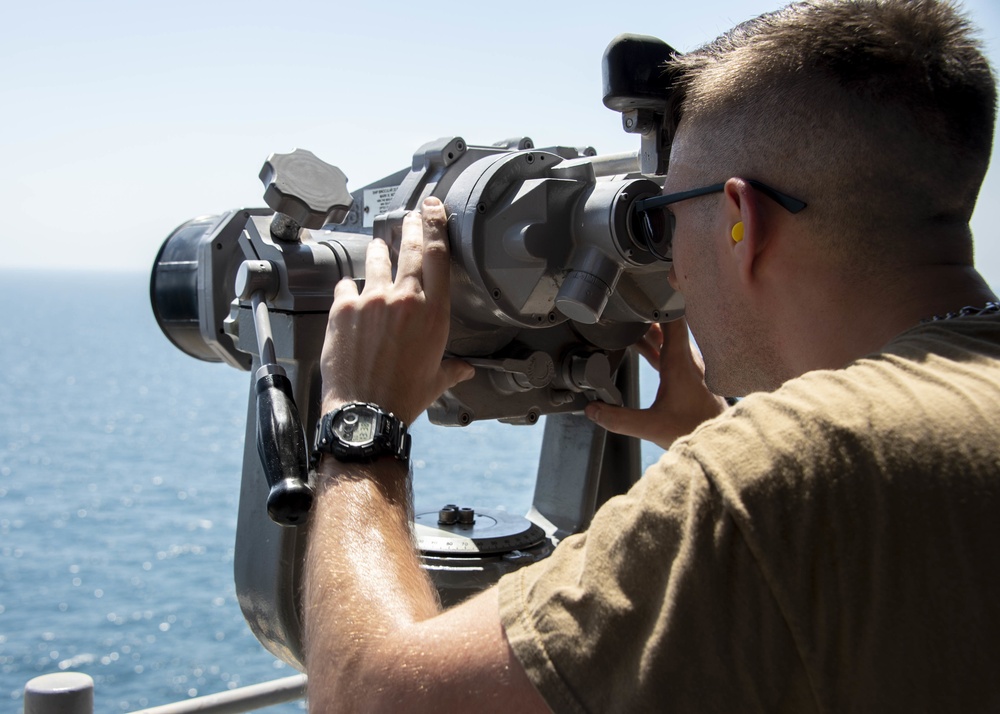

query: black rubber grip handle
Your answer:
[255,372,314,526]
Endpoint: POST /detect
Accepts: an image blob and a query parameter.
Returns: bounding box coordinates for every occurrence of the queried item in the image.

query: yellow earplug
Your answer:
[731,221,745,242]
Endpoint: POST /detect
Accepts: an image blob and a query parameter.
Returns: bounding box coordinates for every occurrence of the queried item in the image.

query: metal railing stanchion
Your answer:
[24,672,95,714]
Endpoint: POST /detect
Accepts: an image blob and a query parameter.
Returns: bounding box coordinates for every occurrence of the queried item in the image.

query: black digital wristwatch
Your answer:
[313,402,411,465]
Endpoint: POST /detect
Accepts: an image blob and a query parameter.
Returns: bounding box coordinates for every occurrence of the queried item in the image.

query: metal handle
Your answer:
[254,369,314,526]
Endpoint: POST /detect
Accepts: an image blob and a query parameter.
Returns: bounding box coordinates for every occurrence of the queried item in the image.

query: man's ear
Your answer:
[723,177,765,284]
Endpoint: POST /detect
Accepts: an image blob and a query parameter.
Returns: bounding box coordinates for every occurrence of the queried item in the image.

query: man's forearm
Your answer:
[304,457,440,707]
[303,199,550,712]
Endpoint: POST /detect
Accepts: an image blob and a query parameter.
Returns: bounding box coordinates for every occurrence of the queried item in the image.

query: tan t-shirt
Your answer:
[499,314,1000,713]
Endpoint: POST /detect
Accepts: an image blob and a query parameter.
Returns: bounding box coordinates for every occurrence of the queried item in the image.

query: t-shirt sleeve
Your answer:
[498,446,816,714]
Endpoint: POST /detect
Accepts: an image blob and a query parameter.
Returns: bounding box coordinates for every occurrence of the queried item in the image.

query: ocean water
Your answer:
[0,269,661,712]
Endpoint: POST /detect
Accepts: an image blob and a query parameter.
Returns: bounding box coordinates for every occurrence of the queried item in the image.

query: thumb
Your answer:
[439,358,476,390]
[660,318,694,366]
[585,402,662,444]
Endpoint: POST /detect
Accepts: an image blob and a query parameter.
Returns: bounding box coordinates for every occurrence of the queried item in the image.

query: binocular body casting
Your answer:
[153,137,682,427]
[148,33,682,668]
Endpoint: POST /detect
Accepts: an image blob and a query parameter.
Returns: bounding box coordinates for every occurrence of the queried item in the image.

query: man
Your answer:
[304,0,1000,711]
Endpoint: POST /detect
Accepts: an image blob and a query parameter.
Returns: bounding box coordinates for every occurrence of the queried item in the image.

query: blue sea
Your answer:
[0,269,661,712]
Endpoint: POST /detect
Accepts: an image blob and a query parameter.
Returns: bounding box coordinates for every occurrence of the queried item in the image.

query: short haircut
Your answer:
[669,0,997,261]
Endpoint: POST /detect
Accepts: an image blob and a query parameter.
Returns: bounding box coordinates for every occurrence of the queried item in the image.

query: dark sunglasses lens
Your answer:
[639,209,673,261]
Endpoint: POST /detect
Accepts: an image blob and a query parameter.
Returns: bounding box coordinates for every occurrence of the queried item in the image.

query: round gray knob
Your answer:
[259,149,353,229]
[555,248,622,324]
[556,271,612,324]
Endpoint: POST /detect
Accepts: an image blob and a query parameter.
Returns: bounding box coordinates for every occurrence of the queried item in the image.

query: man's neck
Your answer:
[778,263,997,377]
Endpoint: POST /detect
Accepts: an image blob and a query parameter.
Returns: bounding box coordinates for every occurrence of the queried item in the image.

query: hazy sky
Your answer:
[3,0,999,286]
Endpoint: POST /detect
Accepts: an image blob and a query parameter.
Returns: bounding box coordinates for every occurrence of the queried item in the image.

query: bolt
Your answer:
[438,505,459,525]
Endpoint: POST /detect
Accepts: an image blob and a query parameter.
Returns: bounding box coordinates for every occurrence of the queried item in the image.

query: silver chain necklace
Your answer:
[925,301,1000,323]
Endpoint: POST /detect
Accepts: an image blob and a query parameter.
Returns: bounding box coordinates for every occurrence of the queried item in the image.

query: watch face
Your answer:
[333,407,377,446]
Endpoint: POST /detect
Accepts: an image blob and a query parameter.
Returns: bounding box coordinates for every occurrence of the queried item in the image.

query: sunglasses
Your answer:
[633,179,808,261]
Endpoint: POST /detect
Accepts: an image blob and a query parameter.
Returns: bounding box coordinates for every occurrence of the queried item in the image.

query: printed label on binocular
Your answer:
[363,186,400,228]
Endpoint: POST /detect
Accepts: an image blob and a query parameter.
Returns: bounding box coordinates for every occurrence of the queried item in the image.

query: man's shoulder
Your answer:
[800,312,1000,440]
[877,311,1000,368]
[664,316,1000,714]
[675,314,1000,504]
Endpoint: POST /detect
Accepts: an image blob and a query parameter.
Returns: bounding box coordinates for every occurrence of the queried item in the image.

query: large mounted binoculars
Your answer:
[149,34,680,668]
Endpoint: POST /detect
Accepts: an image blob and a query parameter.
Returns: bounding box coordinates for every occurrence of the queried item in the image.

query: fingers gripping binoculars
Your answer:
[150,34,680,667]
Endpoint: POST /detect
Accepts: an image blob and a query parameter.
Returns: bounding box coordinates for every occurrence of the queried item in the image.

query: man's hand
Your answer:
[319,196,474,424]
[584,319,727,449]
